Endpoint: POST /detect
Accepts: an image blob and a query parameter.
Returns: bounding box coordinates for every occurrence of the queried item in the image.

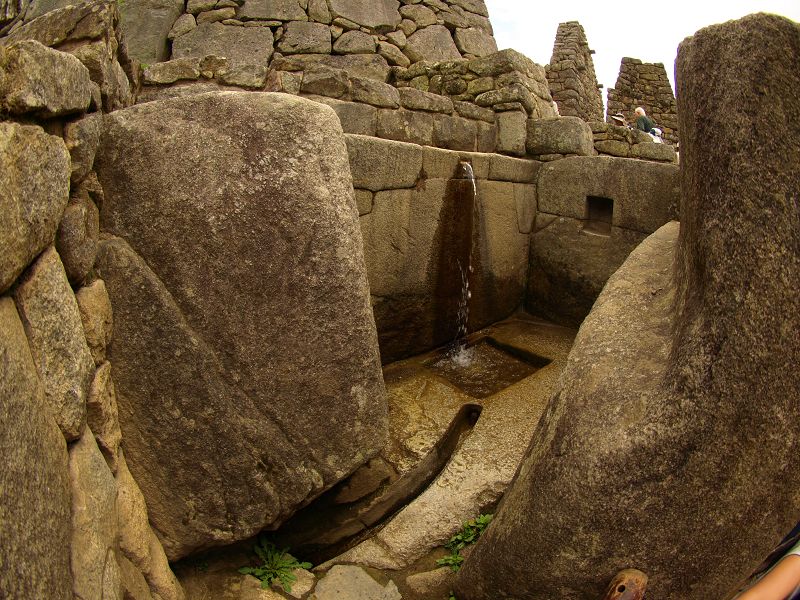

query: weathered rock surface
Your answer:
[172,22,274,67]
[526,116,594,156]
[116,452,185,600]
[69,425,122,600]
[0,39,93,117]
[143,57,200,84]
[274,53,390,81]
[334,30,376,54]
[0,297,72,600]
[527,215,646,326]
[328,0,400,30]
[1,0,117,49]
[87,361,123,471]
[0,122,70,293]
[95,92,387,559]
[14,247,96,441]
[56,189,100,285]
[118,554,153,600]
[537,155,679,232]
[278,21,332,54]
[119,0,185,64]
[76,279,114,365]
[70,40,132,113]
[456,14,800,599]
[64,113,102,185]
[404,25,461,62]
[238,0,306,21]
[313,565,400,600]
[454,27,497,57]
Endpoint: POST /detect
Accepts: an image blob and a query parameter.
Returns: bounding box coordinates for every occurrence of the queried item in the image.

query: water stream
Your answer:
[444,160,477,367]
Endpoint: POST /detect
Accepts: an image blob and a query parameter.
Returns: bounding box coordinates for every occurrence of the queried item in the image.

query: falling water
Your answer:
[447,160,477,366]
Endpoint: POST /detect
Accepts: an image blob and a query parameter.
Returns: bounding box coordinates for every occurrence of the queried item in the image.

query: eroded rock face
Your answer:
[69,425,121,600]
[456,14,800,600]
[94,91,387,559]
[0,297,72,600]
[0,39,93,117]
[0,122,70,294]
[405,25,461,62]
[14,247,96,442]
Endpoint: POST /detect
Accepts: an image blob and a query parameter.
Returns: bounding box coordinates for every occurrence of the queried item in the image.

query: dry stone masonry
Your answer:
[606,56,678,144]
[8,2,780,599]
[545,21,603,122]
[0,4,183,599]
[158,0,498,75]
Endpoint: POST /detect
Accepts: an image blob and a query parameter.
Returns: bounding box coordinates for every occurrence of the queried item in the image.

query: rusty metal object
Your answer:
[602,568,648,600]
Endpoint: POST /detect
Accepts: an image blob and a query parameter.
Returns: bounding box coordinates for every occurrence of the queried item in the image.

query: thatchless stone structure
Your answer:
[607,56,678,143]
[545,21,603,122]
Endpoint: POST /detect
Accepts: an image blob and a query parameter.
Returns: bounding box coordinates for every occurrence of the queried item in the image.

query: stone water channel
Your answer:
[176,313,576,600]
[175,160,577,599]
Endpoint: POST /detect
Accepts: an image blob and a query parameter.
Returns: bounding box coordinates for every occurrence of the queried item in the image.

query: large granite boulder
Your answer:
[119,0,185,64]
[0,122,70,294]
[528,155,679,325]
[455,13,800,599]
[94,91,387,559]
[0,297,72,600]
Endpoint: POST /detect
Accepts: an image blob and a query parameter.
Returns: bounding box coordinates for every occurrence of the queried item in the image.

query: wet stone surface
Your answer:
[426,337,550,399]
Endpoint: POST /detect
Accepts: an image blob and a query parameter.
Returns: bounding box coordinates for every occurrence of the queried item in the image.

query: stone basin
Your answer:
[320,312,576,572]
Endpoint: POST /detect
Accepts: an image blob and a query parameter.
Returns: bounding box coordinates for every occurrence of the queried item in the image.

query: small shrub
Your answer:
[436,513,493,572]
[238,536,312,593]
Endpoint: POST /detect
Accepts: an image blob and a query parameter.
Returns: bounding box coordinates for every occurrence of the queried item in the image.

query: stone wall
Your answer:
[590,121,677,162]
[161,0,498,68]
[545,21,603,122]
[349,134,538,362]
[0,5,184,598]
[606,56,678,144]
[527,155,680,325]
[138,47,558,157]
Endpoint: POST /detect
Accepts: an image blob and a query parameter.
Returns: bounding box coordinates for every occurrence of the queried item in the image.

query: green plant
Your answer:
[238,536,312,593]
[449,593,457,600]
[436,513,493,572]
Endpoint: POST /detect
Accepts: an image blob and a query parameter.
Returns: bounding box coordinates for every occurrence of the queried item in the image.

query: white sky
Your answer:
[484,0,800,103]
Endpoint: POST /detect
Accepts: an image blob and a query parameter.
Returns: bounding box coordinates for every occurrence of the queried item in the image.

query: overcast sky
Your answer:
[483,0,800,104]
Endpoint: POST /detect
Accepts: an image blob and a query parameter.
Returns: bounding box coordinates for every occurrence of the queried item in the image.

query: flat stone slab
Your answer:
[171,22,274,67]
[327,0,400,30]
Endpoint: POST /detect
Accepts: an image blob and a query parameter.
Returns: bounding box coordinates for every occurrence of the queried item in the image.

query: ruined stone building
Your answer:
[545,21,603,122]
[1,1,796,599]
[607,56,679,143]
